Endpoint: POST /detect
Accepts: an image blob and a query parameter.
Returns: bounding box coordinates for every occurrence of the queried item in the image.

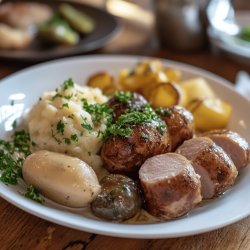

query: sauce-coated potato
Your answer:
[22,150,101,207]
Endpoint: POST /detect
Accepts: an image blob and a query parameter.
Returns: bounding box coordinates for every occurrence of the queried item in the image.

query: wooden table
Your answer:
[1,3,250,250]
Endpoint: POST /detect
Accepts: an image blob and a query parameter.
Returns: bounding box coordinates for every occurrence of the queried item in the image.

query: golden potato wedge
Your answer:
[163,69,182,82]
[147,82,186,108]
[87,72,117,95]
[119,69,168,92]
[179,78,215,107]
[188,98,232,131]
[118,60,168,91]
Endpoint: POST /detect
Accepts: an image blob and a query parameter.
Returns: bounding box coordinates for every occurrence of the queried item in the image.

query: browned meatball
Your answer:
[157,106,194,151]
[91,174,142,221]
[108,92,148,122]
[101,124,171,174]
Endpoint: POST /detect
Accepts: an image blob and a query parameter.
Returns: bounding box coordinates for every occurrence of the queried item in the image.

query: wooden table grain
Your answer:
[1,3,250,249]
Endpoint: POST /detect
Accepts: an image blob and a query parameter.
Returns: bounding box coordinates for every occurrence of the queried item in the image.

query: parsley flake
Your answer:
[114,91,133,104]
[56,120,65,135]
[62,78,74,90]
[25,185,44,203]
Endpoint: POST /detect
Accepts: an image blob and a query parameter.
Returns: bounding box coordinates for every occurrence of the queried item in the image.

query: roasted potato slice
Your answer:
[188,98,232,131]
[147,82,186,108]
[179,78,215,107]
[118,60,168,91]
[163,69,182,82]
[87,72,118,95]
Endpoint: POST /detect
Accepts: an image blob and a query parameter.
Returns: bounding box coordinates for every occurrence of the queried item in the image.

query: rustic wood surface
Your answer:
[1,2,250,249]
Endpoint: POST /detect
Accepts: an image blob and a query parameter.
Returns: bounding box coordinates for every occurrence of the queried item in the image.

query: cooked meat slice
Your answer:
[139,153,201,220]
[101,124,171,174]
[157,106,194,151]
[176,137,238,199]
[108,92,148,122]
[203,129,250,170]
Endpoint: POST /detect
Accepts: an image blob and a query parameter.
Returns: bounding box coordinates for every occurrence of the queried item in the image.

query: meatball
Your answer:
[108,92,148,122]
[157,106,194,151]
[101,124,171,174]
[91,174,142,221]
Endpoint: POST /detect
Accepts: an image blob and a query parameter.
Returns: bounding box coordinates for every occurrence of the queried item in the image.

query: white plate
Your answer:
[0,55,250,239]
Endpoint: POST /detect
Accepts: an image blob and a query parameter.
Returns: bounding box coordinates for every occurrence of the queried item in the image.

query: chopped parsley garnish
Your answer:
[0,130,31,185]
[61,103,69,109]
[12,130,32,157]
[52,93,63,100]
[81,123,93,132]
[64,138,71,145]
[62,78,74,90]
[12,120,17,129]
[56,120,65,135]
[155,107,172,117]
[104,104,166,138]
[81,98,112,126]
[114,91,133,104]
[25,185,44,204]
[71,134,78,142]
[64,93,73,100]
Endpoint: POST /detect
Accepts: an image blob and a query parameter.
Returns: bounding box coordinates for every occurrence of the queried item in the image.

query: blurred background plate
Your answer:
[0,0,119,62]
[207,0,250,65]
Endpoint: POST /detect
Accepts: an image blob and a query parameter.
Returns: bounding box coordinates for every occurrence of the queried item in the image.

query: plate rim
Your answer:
[0,54,250,239]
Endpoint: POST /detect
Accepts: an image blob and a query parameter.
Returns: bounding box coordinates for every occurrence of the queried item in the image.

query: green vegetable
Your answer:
[155,107,172,117]
[240,26,250,42]
[38,16,79,45]
[114,91,133,104]
[104,104,166,139]
[56,120,65,135]
[0,130,31,185]
[81,98,113,126]
[25,185,44,204]
[59,3,95,34]
[62,78,74,90]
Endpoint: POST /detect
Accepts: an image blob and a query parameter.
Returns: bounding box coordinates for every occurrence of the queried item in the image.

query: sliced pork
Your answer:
[139,153,201,220]
[157,106,194,151]
[203,129,250,171]
[176,137,238,199]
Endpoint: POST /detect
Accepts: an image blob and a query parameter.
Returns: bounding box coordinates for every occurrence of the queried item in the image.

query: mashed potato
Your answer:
[26,79,109,176]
